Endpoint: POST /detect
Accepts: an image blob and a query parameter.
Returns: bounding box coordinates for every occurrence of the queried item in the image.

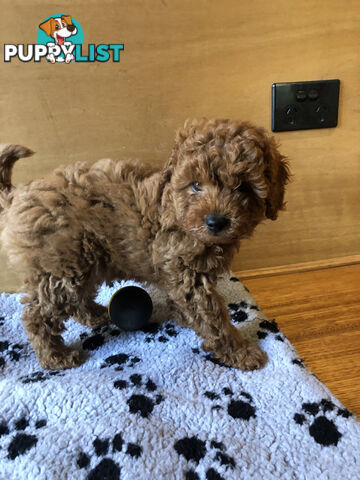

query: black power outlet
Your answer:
[271,79,340,132]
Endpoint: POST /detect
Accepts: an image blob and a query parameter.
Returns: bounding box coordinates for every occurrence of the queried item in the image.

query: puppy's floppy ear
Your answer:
[159,119,195,190]
[158,131,185,228]
[158,141,178,208]
[61,15,73,25]
[39,18,55,37]
[159,148,177,199]
[263,137,290,220]
[158,120,198,221]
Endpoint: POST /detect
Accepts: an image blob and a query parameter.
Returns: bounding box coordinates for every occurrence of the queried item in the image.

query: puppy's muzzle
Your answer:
[205,214,230,235]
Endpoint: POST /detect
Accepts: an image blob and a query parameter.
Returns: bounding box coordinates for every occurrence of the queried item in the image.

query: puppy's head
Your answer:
[39,16,77,44]
[161,118,290,245]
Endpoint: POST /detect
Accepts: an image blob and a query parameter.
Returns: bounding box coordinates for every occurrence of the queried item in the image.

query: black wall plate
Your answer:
[272,79,340,132]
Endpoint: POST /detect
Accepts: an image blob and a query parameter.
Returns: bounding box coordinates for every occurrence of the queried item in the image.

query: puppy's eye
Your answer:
[55,24,60,29]
[191,182,202,193]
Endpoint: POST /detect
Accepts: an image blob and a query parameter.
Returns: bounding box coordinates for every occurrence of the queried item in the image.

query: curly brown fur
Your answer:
[0,119,290,370]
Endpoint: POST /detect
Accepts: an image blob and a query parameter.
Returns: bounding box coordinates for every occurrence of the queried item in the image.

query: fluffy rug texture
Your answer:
[0,275,359,480]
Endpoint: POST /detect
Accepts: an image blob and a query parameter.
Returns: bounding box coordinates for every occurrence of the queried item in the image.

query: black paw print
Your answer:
[292,357,305,368]
[0,416,46,460]
[80,324,125,351]
[228,301,259,325]
[174,436,236,479]
[204,388,256,421]
[229,276,240,282]
[80,325,111,351]
[100,352,141,371]
[294,399,352,446]
[113,374,164,418]
[141,321,179,344]
[256,319,285,342]
[228,302,248,324]
[20,370,64,384]
[77,432,142,480]
[0,339,26,369]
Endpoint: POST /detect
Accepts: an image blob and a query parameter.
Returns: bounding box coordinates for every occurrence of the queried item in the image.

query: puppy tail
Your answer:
[0,144,34,192]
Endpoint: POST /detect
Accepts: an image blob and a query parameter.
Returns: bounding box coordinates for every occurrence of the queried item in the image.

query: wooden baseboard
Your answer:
[234,255,360,280]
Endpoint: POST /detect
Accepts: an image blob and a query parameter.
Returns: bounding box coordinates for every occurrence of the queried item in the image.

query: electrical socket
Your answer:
[271,79,340,132]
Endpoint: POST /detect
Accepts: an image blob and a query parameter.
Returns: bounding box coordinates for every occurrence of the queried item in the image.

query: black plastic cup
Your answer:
[108,286,153,331]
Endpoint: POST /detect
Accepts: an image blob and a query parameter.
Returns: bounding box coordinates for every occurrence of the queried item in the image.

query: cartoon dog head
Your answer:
[39,15,77,45]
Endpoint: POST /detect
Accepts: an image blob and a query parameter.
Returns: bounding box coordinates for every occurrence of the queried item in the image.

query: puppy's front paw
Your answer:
[206,341,267,371]
[237,343,267,371]
[38,346,85,370]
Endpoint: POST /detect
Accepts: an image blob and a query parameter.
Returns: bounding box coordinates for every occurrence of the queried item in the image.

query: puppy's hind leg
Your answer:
[21,277,84,370]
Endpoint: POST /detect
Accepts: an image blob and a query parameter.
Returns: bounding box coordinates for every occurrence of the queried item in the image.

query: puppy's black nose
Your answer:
[205,214,230,234]
[67,24,76,32]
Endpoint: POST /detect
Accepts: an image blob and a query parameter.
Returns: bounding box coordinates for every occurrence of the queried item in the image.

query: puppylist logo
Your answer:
[3,14,124,63]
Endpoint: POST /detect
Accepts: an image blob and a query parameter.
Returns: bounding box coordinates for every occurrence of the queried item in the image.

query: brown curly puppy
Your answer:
[0,119,289,370]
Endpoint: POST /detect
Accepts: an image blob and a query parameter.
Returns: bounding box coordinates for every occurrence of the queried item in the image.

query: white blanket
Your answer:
[0,275,359,480]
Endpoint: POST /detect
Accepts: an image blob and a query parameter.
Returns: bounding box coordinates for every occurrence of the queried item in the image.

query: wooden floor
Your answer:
[235,264,360,417]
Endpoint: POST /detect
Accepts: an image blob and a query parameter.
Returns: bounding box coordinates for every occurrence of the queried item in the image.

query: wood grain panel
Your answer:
[239,264,360,417]
[237,255,360,279]
[0,0,359,290]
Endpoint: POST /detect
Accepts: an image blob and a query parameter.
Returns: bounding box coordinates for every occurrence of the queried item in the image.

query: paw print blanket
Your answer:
[0,276,359,480]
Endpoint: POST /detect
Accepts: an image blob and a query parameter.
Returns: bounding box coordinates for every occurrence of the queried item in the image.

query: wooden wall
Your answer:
[0,0,359,291]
